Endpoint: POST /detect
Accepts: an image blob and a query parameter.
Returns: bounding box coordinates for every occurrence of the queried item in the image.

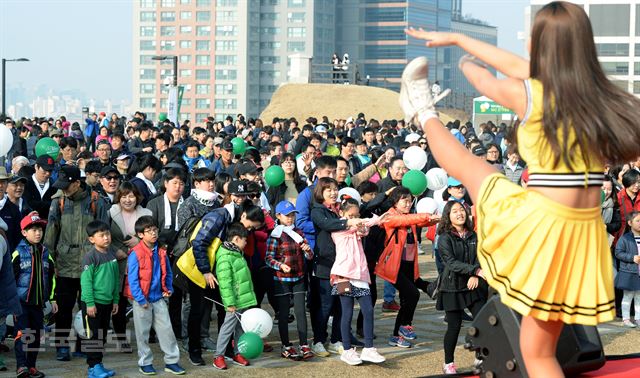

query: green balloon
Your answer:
[158,112,168,122]
[264,165,285,187]
[402,169,428,196]
[231,137,247,155]
[237,332,263,359]
[35,137,60,159]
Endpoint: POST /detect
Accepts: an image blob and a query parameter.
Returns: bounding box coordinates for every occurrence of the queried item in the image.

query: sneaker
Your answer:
[232,354,250,366]
[263,341,274,353]
[88,367,109,378]
[474,358,483,369]
[213,356,227,370]
[340,348,362,366]
[164,363,186,375]
[398,325,417,340]
[399,57,450,125]
[388,335,411,348]
[288,313,295,323]
[28,368,45,378]
[360,347,386,364]
[188,353,205,366]
[382,300,400,312]
[462,311,474,322]
[299,344,314,360]
[55,347,70,361]
[201,337,216,352]
[93,363,115,377]
[443,362,457,374]
[623,319,637,328]
[327,341,344,354]
[138,365,156,376]
[281,345,300,360]
[17,367,29,378]
[417,246,426,255]
[311,342,330,357]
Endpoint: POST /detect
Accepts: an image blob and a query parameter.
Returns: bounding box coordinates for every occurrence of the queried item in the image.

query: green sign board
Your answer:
[473,100,513,115]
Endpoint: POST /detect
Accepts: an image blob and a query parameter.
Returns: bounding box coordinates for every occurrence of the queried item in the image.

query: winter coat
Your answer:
[0,219,21,318]
[12,239,55,304]
[438,231,481,292]
[125,242,172,305]
[295,186,317,249]
[216,242,257,311]
[330,216,381,284]
[44,184,110,278]
[23,175,57,220]
[375,207,436,284]
[189,205,234,276]
[615,232,640,275]
[310,203,348,280]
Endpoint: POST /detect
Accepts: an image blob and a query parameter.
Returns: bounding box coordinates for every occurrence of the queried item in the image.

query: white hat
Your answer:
[316,125,327,133]
[405,133,421,143]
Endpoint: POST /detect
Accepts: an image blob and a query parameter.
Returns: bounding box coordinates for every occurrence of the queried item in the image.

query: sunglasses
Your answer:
[104,176,120,181]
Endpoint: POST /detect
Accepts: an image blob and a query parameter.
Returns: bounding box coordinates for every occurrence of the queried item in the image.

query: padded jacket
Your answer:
[615,232,640,275]
[438,231,481,292]
[216,242,257,311]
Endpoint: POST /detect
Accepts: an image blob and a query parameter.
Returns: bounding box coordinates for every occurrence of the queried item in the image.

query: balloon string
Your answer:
[204,296,242,321]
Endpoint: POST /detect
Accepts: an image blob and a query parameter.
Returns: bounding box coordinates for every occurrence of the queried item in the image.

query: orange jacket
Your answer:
[375,207,437,284]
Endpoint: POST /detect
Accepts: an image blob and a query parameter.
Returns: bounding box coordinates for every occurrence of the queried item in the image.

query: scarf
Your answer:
[602,197,614,225]
[164,194,184,231]
[136,172,157,195]
[270,225,304,244]
[191,189,219,207]
[184,155,202,171]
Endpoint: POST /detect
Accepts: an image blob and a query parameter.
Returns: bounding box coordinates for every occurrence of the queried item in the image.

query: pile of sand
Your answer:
[259,83,469,125]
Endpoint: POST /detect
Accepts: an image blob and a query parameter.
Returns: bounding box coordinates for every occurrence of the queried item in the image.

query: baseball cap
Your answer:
[53,165,81,189]
[213,137,224,146]
[472,145,487,156]
[99,111,106,116]
[100,166,119,177]
[50,128,64,137]
[20,211,47,231]
[116,153,130,160]
[237,162,260,176]
[35,155,55,171]
[0,167,10,180]
[447,177,462,187]
[221,140,234,151]
[9,175,27,185]
[227,180,251,196]
[315,125,327,133]
[275,201,298,215]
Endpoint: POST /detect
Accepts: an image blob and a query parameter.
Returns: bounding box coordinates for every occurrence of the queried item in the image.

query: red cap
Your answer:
[99,111,106,116]
[20,211,47,231]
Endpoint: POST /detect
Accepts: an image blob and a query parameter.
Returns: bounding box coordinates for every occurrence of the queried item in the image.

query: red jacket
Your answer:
[375,207,437,284]
[124,242,170,300]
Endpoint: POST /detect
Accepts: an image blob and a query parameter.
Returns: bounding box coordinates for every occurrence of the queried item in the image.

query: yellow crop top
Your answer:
[518,79,604,187]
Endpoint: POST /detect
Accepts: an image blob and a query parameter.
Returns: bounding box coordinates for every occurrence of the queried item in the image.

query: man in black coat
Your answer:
[22,155,57,220]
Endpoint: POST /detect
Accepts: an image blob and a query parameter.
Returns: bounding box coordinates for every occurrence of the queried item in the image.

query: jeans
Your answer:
[132,300,180,367]
[340,295,373,349]
[357,270,377,332]
[383,281,397,303]
[14,303,43,369]
[310,276,341,344]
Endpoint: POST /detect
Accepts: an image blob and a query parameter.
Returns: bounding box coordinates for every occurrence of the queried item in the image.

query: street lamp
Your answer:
[1,58,29,118]
[151,55,178,87]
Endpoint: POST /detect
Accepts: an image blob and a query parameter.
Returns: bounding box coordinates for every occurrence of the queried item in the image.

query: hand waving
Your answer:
[405,28,460,48]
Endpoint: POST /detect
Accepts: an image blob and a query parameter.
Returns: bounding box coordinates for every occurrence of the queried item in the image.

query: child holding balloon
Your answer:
[213,223,257,370]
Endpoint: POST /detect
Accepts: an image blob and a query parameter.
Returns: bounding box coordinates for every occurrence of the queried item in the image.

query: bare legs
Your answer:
[520,316,565,378]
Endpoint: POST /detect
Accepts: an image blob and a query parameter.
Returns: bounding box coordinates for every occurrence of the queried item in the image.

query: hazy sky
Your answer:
[0,0,529,103]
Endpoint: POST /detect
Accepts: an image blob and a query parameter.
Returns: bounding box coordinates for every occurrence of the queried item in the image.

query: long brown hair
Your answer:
[530,2,640,169]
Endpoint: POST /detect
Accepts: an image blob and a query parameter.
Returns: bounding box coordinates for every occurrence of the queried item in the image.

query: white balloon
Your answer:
[403,146,428,170]
[73,310,88,339]
[426,168,448,191]
[416,197,439,214]
[434,187,448,214]
[0,124,13,158]
[240,308,273,338]
[338,187,361,205]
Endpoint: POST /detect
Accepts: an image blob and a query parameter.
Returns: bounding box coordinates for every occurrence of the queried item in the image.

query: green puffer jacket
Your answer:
[44,184,110,279]
[215,242,257,311]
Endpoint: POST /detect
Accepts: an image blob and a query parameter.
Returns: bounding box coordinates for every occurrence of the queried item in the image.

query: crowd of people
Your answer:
[0,109,522,376]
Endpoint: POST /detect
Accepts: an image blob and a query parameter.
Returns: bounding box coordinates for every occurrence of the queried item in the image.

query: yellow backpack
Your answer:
[176,220,222,288]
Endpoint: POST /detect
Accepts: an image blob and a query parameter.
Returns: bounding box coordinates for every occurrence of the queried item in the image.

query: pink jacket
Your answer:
[330,215,381,285]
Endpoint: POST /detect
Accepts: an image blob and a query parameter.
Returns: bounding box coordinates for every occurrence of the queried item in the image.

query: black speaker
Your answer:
[464,295,605,378]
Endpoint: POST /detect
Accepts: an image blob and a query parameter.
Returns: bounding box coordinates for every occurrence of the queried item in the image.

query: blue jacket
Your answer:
[127,243,173,305]
[12,239,54,305]
[295,185,316,249]
[615,232,640,275]
[0,235,21,318]
[85,118,98,137]
[192,206,233,274]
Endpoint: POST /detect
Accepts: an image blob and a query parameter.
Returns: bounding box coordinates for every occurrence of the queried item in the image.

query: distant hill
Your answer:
[259,83,469,125]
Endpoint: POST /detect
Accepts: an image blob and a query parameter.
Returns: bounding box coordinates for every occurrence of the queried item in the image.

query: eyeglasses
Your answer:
[144,228,159,235]
[104,176,120,181]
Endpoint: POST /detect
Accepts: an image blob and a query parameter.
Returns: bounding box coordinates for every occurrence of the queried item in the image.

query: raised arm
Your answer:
[405,29,530,80]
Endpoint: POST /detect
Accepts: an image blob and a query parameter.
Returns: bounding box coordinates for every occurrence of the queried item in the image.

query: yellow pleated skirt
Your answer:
[476,173,615,325]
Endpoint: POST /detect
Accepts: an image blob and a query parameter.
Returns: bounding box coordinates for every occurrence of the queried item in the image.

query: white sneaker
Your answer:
[417,246,426,255]
[360,347,385,363]
[327,341,344,354]
[340,348,362,366]
[399,57,450,125]
[443,362,457,374]
[311,342,330,357]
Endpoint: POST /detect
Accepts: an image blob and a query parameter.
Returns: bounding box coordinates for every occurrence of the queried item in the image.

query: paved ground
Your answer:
[0,244,636,377]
